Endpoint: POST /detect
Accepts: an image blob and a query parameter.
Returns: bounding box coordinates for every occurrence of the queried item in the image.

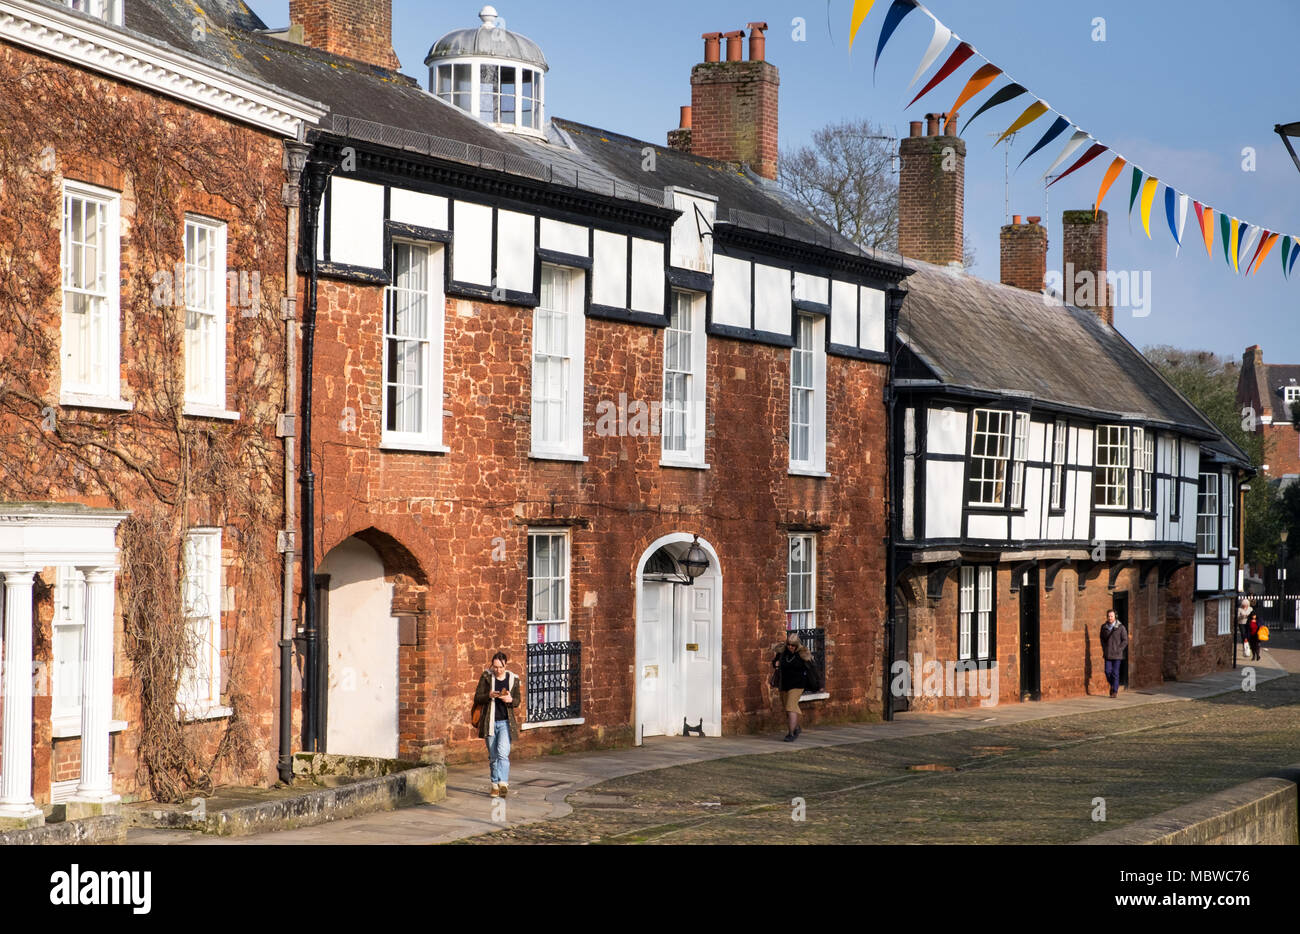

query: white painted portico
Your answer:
[0,504,126,827]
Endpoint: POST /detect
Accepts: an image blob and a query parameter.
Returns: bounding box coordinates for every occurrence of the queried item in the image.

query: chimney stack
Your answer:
[1000,215,1048,292]
[686,23,780,179]
[897,112,965,266]
[1062,209,1112,325]
[289,0,400,71]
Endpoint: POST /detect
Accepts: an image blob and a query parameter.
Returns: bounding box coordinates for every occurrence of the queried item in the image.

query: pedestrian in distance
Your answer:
[1237,597,1254,660]
[1245,610,1262,662]
[771,631,821,741]
[1099,609,1128,698]
[472,650,524,798]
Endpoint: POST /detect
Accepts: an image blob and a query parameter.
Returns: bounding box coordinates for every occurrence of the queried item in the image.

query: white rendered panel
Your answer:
[830,280,856,346]
[927,406,967,456]
[1094,514,1128,542]
[452,200,493,285]
[967,514,1008,541]
[539,218,589,256]
[753,264,791,335]
[329,177,384,269]
[712,255,751,329]
[668,191,714,273]
[389,188,448,229]
[924,461,964,538]
[592,230,627,307]
[858,286,886,352]
[496,209,535,292]
[794,272,829,305]
[630,238,665,314]
[1196,564,1217,592]
[1130,516,1155,543]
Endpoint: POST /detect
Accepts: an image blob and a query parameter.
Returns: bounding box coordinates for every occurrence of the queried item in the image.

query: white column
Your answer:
[0,569,42,823]
[73,567,119,805]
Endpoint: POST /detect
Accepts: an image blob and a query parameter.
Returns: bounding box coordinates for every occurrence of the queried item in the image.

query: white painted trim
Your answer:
[0,0,325,136]
[529,451,589,463]
[60,392,133,411]
[788,468,831,479]
[660,458,710,471]
[520,717,585,731]
[50,717,128,739]
[380,440,450,454]
[182,403,240,421]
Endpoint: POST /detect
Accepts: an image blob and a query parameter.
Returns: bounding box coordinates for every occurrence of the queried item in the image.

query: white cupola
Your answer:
[425,6,549,136]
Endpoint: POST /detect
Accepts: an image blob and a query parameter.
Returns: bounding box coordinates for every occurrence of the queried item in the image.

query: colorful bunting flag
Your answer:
[1095,157,1126,217]
[875,0,918,77]
[1128,167,1143,217]
[996,100,1049,145]
[1040,130,1089,182]
[908,42,974,107]
[849,0,877,49]
[961,83,1027,134]
[1237,225,1259,274]
[1164,187,1179,245]
[1175,193,1189,256]
[1046,143,1107,188]
[1290,243,1300,278]
[1282,236,1294,278]
[1017,116,1070,169]
[947,63,1002,117]
[1195,202,1214,257]
[907,17,952,93]
[1139,177,1159,238]
[1220,214,1233,266]
[1249,232,1277,276]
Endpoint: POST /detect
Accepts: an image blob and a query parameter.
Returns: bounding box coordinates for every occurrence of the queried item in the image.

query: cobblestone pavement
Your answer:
[130,635,1297,845]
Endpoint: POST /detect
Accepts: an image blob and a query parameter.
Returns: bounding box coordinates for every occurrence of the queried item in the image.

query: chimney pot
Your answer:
[747,22,768,61]
[943,111,959,136]
[702,32,722,62]
[1012,214,1022,225]
[1027,216,1041,225]
[925,113,941,137]
[679,105,692,129]
[724,30,745,61]
[909,121,924,138]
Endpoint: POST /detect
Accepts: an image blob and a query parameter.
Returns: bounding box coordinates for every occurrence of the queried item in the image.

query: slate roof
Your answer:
[1265,363,1300,400]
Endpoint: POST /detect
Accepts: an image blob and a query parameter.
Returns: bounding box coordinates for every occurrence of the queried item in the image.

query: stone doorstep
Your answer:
[0,815,126,846]
[128,762,447,838]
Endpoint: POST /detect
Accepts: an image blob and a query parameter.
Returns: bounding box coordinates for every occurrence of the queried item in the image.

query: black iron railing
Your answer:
[1250,594,1299,631]
[525,640,582,723]
[791,627,826,693]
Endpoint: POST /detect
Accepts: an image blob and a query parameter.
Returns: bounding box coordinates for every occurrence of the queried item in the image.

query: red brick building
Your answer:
[1237,344,1300,484]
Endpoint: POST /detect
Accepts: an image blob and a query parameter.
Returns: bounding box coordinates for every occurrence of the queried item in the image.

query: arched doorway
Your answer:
[634,535,723,742]
[317,536,399,758]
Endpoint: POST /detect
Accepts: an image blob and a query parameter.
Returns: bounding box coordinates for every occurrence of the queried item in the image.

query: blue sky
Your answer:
[261,0,1300,364]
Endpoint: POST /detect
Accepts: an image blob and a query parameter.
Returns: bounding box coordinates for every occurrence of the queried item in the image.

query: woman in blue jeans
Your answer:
[473,651,524,797]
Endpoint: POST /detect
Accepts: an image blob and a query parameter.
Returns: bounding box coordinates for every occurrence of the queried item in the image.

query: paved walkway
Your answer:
[129,648,1290,845]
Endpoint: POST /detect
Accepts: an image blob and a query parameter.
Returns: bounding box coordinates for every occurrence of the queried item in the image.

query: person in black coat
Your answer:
[771,632,821,741]
[1100,610,1128,698]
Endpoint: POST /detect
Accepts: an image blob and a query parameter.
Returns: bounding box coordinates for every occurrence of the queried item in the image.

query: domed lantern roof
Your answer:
[425,7,549,135]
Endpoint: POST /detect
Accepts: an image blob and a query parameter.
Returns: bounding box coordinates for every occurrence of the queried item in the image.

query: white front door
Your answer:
[638,577,719,738]
[680,577,715,730]
[637,581,674,737]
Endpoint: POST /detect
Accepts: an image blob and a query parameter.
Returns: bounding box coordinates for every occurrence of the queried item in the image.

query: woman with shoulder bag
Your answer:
[472,651,525,797]
[770,632,821,742]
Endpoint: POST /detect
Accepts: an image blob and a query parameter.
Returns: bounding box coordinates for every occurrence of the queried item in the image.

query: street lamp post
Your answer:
[1279,529,1289,594]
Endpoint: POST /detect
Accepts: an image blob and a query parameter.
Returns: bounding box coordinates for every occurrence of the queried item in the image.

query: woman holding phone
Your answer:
[473,651,524,797]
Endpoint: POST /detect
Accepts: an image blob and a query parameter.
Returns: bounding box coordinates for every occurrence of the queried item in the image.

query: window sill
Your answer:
[380,438,449,454]
[183,403,241,421]
[60,392,133,412]
[660,457,710,471]
[50,717,129,739]
[789,467,830,478]
[529,450,588,463]
[799,692,829,702]
[175,704,233,723]
[520,717,585,731]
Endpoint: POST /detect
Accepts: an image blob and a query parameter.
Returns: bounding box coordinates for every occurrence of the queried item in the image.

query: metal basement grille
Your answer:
[525,640,582,722]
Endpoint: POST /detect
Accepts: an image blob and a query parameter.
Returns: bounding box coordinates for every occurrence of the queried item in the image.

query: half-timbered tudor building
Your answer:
[889,116,1251,710]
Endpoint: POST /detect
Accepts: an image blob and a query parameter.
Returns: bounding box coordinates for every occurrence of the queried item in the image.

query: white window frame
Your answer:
[968,409,1012,506]
[1217,598,1232,636]
[1131,428,1154,514]
[789,313,827,475]
[1226,475,1235,552]
[52,566,86,725]
[526,530,570,644]
[1049,418,1067,510]
[182,215,231,415]
[661,290,707,468]
[381,240,446,452]
[62,0,123,25]
[1192,600,1206,647]
[61,180,126,408]
[1094,425,1131,509]
[1168,437,1183,518]
[1196,472,1219,558]
[1285,385,1300,405]
[179,528,227,719]
[1008,412,1029,509]
[958,565,995,662]
[530,265,586,460]
[786,534,816,630]
[435,58,544,133]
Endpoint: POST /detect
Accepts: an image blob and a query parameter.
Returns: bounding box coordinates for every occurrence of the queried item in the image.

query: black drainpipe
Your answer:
[299,155,335,752]
[883,287,906,722]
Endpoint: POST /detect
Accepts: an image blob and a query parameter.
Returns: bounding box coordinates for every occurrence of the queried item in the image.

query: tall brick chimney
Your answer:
[289,0,400,71]
[1061,209,1111,325]
[1000,215,1047,292]
[685,23,779,179]
[897,112,965,266]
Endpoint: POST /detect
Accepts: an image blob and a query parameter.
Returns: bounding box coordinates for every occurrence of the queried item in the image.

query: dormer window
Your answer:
[62,0,123,25]
[1284,385,1300,405]
[426,6,549,136]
